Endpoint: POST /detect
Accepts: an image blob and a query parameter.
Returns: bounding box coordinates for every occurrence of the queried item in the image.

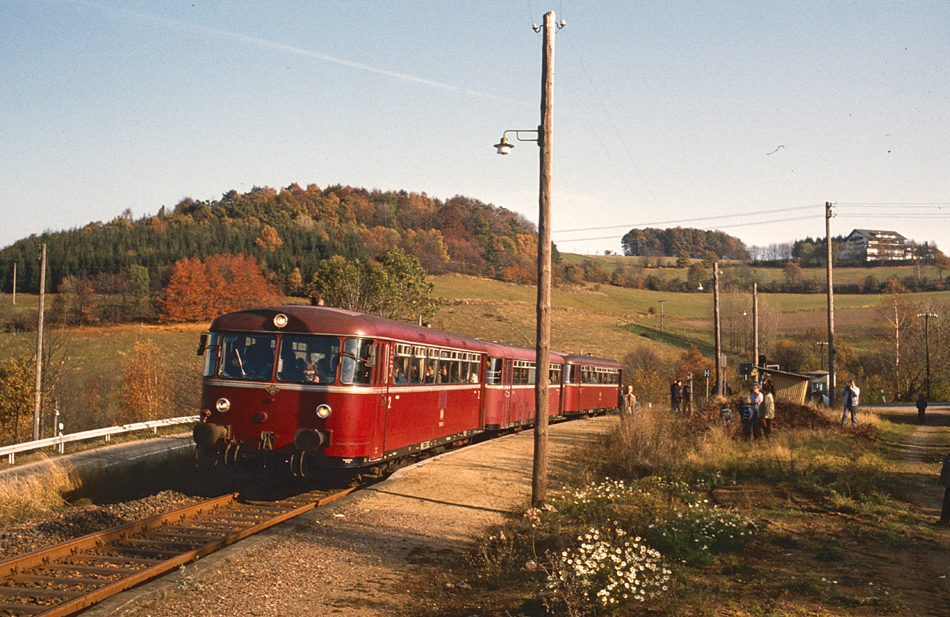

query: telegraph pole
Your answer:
[532,10,557,508]
[752,282,759,375]
[713,262,723,396]
[826,202,836,407]
[33,244,46,442]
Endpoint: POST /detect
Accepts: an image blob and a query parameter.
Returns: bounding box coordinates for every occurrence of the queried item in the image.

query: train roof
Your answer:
[561,353,623,369]
[209,306,618,366]
[209,305,490,352]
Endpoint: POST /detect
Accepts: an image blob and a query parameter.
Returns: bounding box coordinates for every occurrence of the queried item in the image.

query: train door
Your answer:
[502,358,514,426]
[563,363,579,413]
[381,343,424,453]
[373,341,391,459]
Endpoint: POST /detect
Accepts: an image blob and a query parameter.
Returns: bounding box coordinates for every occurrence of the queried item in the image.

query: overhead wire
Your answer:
[553,204,819,235]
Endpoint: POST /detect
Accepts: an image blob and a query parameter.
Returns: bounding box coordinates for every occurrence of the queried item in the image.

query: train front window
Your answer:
[219,334,277,381]
[341,338,374,385]
[277,335,340,384]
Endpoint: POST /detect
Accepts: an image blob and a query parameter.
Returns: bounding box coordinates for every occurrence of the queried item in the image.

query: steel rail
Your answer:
[0,486,358,616]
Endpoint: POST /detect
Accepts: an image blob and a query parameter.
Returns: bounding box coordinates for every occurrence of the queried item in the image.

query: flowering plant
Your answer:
[545,525,671,615]
[649,498,757,565]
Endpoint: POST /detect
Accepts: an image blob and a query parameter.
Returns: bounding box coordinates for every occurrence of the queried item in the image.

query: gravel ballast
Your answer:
[82,415,616,617]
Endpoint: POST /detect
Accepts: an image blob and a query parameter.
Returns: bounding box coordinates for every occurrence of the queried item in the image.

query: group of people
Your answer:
[740,382,775,440]
[668,379,693,415]
[620,376,885,437]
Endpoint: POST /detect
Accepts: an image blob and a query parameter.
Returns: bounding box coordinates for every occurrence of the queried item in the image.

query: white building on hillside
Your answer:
[841,229,912,262]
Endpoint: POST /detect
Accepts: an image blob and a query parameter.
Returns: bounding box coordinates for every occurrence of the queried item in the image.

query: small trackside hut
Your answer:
[193,305,621,477]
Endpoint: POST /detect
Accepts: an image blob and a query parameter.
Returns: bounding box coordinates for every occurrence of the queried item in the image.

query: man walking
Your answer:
[841,380,860,427]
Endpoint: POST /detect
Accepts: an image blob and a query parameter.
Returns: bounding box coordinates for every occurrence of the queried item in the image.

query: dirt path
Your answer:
[888,403,950,519]
[881,403,950,616]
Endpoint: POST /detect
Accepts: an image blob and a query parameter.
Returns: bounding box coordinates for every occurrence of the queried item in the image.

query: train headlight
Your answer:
[215,397,231,413]
[273,313,289,328]
[316,404,331,419]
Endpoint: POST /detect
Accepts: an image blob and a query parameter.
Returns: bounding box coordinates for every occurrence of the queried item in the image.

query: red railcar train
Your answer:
[192,305,621,476]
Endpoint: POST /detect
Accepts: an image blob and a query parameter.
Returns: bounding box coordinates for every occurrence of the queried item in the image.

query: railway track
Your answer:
[0,485,359,616]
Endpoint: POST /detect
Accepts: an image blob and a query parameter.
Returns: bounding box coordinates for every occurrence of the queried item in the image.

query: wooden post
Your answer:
[752,283,758,376]
[826,202,836,407]
[33,244,46,442]
[713,262,722,396]
[532,9,556,508]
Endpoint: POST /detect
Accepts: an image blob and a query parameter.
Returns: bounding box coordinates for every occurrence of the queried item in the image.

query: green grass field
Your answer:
[557,253,949,286]
[2,265,947,433]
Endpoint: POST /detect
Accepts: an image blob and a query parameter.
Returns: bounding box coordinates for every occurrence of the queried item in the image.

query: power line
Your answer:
[552,204,820,236]
[554,214,819,245]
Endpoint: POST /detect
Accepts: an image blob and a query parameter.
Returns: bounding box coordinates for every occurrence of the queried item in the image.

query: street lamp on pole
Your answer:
[493,10,564,509]
[917,312,938,400]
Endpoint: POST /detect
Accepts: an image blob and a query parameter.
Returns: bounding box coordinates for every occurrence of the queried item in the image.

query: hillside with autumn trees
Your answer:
[0,184,550,321]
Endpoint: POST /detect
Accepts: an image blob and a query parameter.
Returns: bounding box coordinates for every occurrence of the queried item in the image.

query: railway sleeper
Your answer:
[11,574,109,588]
[0,584,84,599]
[0,601,46,615]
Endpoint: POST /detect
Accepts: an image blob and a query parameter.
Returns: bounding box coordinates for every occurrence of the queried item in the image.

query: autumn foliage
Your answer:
[161,254,282,322]
[118,339,171,423]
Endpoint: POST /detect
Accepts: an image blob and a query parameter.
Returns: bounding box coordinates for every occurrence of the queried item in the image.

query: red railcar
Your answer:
[481,342,564,430]
[560,353,622,417]
[193,305,620,476]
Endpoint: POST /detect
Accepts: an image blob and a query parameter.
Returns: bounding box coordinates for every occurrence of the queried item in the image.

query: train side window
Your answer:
[341,338,374,385]
[486,358,503,385]
[563,364,574,384]
[410,346,426,385]
[469,356,481,383]
[550,365,561,384]
[424,348,439,383]
[201,333,220,377]
[393,344,411,385]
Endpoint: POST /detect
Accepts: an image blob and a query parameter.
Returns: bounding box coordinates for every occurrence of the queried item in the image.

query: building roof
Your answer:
[847,229,907,242]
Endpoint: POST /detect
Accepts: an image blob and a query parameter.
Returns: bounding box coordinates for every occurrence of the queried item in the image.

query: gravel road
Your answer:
[85,415,617,617]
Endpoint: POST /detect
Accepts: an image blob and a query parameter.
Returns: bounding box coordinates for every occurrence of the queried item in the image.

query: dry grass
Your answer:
[0,457,79,525]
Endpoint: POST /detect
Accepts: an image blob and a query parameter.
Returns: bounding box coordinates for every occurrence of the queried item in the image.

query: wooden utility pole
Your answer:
[825,202,836,407]
[12,263,15,305]
[713,262,722,396]
[752,283,759,374]
[532,9,556,508]
[33,244,46,442]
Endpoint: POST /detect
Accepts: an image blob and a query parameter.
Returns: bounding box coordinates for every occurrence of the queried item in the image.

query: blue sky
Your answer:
[2,1,948,256]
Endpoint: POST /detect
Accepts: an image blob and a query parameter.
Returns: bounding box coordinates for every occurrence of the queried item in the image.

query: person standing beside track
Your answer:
[621,385,638,426]
[841,380,860,427]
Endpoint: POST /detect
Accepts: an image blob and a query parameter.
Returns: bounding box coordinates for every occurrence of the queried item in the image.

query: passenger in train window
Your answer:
[410,361,424,385]
[315,356,335,383]
[424,364,436,383]
[394,366,408,385]
[278,346,307,382]
[439,365,450,383]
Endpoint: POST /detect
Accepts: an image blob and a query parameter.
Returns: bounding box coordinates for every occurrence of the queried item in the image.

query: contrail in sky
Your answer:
[69,0,526,105]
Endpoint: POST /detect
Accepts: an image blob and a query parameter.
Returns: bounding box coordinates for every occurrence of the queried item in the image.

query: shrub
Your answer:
[545,524,670,614]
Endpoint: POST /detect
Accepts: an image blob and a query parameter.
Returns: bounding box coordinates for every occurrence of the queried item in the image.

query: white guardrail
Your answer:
[0,416,199,465]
